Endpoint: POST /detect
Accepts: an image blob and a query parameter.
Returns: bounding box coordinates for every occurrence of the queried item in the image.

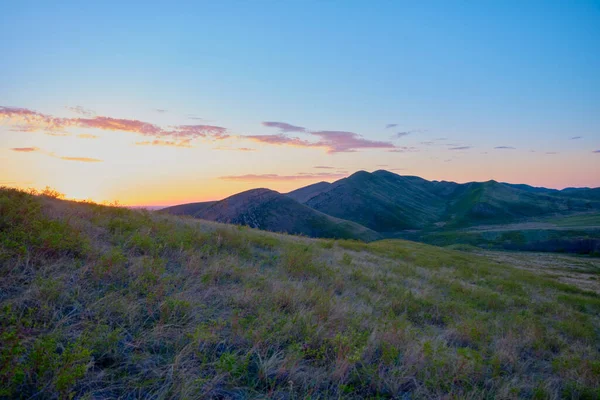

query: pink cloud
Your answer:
[247,127,398,154]
[173,125,229,139]
[77,134,99,139]
[74,116,164,135]
[11,147,39,152]
[1,106,230,145]
[311,130,395,153]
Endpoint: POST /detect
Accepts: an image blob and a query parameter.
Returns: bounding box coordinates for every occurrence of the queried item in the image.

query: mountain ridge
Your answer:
[163,170,600,252]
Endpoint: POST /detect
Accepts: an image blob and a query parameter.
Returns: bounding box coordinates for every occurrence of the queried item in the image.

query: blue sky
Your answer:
[1,1,599,204]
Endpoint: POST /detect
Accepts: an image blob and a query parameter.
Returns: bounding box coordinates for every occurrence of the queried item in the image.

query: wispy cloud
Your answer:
[10,146,102,162]
[257,121,399,153]
[262,121,306,132]
[66,106,95,116]
[593,150,600,153]
[387,146,419,153]
[77,134,98,139]
[135,139,193,148]
[59,156,102,162]
[155,109,167,113]
[314,166,335,169]
[219,172,348,181]
[385,123,398,129]
[213,146,256,151]
[11,147,39,152]
[545,152,558,155]
[0,106,229,146]
[186,114,203,120]
[449,146,471,150]
[393,130,423,139]
[311,130,396,153]
[570,136,582,140]
[494,146,516,150]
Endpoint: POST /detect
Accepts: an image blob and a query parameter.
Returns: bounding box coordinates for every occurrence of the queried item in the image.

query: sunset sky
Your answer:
[1,1,599,206]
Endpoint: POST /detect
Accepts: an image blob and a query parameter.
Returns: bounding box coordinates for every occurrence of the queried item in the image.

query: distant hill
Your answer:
[299,170,447,231]
[164,170,600,251]
[160,200,217,216]
[163,188,381,241]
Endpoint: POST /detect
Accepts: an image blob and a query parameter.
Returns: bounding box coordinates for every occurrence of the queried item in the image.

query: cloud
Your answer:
[377,164,389,167]
[545,152,558,155]
[494,146,516,150]
[570,136,582,140]
[420,141,435,146]
[387,146,419,153]
[77,134,98,139]
[186,114,204,120]
[310,130,396,153]
[174,124,229,139]
[59,156,102,162]
[213,146,256,151]
[394,130,421,139]
[262,121,306,132]
[314,166,335,169]
[385,124,398,129]
[10,145,102,162]
[389,168,406,171]
[66,106,95,116]
[1,106,230,145]
[135,139,193,148]
[219,172,348,181]
[155,109,167,113]
[593,150,600,153]
[246,134,315,148]
[449,146,471,150]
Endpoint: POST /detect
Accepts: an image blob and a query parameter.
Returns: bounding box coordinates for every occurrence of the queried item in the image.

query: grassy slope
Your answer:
[304,171,446,231]
[1,188,599,399]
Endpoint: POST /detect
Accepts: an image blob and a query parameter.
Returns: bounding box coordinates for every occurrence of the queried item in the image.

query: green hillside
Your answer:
[302,171,447,231]
[163,188,380,242]
[1,187,599,398]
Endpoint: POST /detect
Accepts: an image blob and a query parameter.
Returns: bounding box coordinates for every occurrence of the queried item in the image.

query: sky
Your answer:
[1,1,599,206]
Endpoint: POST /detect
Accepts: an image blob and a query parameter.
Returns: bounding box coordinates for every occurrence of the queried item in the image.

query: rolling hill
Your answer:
[162,188,381,242]
[164,170,600,253]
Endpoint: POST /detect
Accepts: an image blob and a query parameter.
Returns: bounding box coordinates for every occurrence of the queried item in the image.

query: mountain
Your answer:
[164,170,600,252]
[163,188,381,241]
[286,181,332,203]
[160,200,217,216]
[298,170,447,232]
[442,180,596,228]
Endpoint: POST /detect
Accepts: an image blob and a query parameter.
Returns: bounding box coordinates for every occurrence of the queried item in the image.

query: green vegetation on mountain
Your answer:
[163,188,380,242]
[165,171,600,254]
[1,187,600,398]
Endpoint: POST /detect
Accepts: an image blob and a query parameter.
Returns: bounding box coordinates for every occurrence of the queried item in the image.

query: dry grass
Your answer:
[1,187,599,399]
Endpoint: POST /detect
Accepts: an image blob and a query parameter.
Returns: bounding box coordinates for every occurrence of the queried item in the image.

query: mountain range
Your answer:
[163,170,600,253]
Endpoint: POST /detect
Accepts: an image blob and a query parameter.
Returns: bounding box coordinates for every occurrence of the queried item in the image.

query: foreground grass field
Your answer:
[1,188,599,399]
